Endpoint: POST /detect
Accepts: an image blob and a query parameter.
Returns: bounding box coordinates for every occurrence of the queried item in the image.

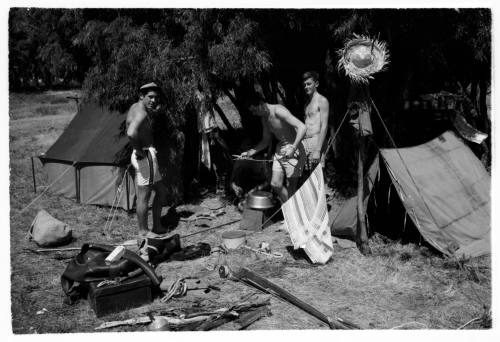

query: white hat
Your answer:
[337,35,390,84]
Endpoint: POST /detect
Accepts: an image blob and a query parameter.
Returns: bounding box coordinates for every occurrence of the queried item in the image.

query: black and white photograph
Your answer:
[4,1,496,336]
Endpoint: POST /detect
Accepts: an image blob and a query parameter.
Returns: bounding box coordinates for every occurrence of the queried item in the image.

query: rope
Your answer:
[233,107,351,172]
[318,107,355,226]
[103,167,129,235]
[370,98,442,234]
[18,162,76,220]
[325,108,351,153]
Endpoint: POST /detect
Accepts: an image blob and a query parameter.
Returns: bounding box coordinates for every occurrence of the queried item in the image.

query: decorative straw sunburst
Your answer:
[337,34,390,84]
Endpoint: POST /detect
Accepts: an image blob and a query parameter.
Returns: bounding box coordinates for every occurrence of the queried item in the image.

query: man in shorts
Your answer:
[240,92,306,203]
[126,82,166,237]
[302,71,330,174]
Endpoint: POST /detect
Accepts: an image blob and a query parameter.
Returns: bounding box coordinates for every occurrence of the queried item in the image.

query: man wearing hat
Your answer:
[302,71,330,174]
[126,82,166,237]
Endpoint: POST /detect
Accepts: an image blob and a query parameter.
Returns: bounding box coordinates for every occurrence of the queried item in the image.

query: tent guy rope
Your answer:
[103,167,130,235]
[19,162,77,221]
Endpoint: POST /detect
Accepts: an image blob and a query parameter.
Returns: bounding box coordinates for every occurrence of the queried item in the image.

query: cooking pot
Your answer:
[246,191,274,210]
[221,230,247,249]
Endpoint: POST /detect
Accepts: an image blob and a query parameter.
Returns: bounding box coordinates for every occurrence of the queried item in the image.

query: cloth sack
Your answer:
[29,210,72,247]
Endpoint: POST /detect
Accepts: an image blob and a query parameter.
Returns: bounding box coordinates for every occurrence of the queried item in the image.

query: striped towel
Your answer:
[282,165,333,264]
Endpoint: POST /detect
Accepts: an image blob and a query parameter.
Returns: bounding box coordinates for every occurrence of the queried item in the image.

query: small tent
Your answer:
[329,131,491,258]
[39,102,135,210]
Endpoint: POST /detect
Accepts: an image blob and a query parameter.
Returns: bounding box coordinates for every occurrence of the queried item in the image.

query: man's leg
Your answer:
[270,170,287,203]
[287,177,300,198]
[151,182,166,234]
[136,185,152,236]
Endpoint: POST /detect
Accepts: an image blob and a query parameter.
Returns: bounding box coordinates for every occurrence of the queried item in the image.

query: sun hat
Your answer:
[337,34,390,84]
[139,82,161,93]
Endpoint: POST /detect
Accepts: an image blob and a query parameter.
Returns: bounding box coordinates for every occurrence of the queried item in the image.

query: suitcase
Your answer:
[87,274,152,317]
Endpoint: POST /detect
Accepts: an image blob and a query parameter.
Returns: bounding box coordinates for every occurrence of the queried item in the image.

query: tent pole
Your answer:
[356,129,370,255]
[75,165,80,203]
[125,166,130,212]
[31,157,37,193]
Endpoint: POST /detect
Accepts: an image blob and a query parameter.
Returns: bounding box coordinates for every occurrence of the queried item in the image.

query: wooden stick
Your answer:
[237,306,271,330]
[32,240,139,253]
[179,218,241,239]
[221,265,358,329]
[95,316,151,330]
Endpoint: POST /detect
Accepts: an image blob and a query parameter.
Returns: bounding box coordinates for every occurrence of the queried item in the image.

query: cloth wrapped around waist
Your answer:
[131,147,162,186]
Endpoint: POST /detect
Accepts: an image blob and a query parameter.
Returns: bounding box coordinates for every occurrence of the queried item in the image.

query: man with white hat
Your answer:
[126,82,166,237]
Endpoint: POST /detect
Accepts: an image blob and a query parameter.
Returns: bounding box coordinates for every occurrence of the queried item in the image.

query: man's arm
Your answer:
[245,118,272,157]
[126,108,146,157]
[314,96,330,160]
[275,106,306,157]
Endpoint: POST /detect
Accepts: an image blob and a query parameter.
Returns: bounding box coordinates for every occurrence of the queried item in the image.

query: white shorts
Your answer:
[272,142,305,179]
[131,147,162,186]
[302,136,326,170]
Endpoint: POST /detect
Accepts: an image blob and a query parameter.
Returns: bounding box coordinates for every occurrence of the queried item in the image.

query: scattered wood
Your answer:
[236,306,272,330]
[219,265,360,329]
[95,296,271,331]
[95,317,151,330]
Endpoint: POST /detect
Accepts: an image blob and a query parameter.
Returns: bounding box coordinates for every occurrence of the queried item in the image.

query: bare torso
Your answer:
[126,102,154,149]
[265,104,297,145]
[304,92,325,138]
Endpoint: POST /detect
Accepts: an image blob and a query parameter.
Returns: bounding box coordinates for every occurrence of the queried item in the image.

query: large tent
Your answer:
[39,102,135,210]
[329,131,491,258]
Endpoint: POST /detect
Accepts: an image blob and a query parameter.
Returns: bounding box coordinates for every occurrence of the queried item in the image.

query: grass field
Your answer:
[8,90,491,333]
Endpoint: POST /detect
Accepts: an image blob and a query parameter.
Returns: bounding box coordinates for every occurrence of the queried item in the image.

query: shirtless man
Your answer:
[302,71,330,172]
[240,92,306,203]
[126,82,166,237]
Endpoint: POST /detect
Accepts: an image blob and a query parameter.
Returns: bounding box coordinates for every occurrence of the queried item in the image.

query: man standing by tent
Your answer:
[302,71,330,174]
[240,92,306,203]
[127,82,166,237]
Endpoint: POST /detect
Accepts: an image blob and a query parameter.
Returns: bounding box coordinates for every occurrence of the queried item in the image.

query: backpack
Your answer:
[29,210,72,247]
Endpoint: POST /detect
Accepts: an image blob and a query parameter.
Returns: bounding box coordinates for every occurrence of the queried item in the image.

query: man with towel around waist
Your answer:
[302,71,330,173]
[240,91,306,203]
[127,82,166,237]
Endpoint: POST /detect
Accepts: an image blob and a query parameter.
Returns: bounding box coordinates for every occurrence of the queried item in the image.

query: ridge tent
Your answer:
[38,101,135,210]
[329,131,490,258]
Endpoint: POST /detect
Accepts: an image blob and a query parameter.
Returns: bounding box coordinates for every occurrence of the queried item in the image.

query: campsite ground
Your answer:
[9,91,491,333]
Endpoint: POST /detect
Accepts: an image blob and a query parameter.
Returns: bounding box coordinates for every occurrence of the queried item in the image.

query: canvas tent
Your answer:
[39,102,135,210]
[329,131,490,258]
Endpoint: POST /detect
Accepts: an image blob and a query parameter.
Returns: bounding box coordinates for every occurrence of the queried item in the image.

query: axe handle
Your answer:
[234,267,347,329]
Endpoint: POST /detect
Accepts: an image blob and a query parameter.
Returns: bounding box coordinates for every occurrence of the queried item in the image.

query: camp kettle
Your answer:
[246,190,274,210]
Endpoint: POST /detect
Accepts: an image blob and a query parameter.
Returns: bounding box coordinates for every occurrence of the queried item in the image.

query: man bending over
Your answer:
[240,92,306,203]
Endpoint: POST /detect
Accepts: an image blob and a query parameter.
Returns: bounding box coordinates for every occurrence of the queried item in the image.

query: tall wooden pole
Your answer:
[356,132,370,255]
[349,84,371,255]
